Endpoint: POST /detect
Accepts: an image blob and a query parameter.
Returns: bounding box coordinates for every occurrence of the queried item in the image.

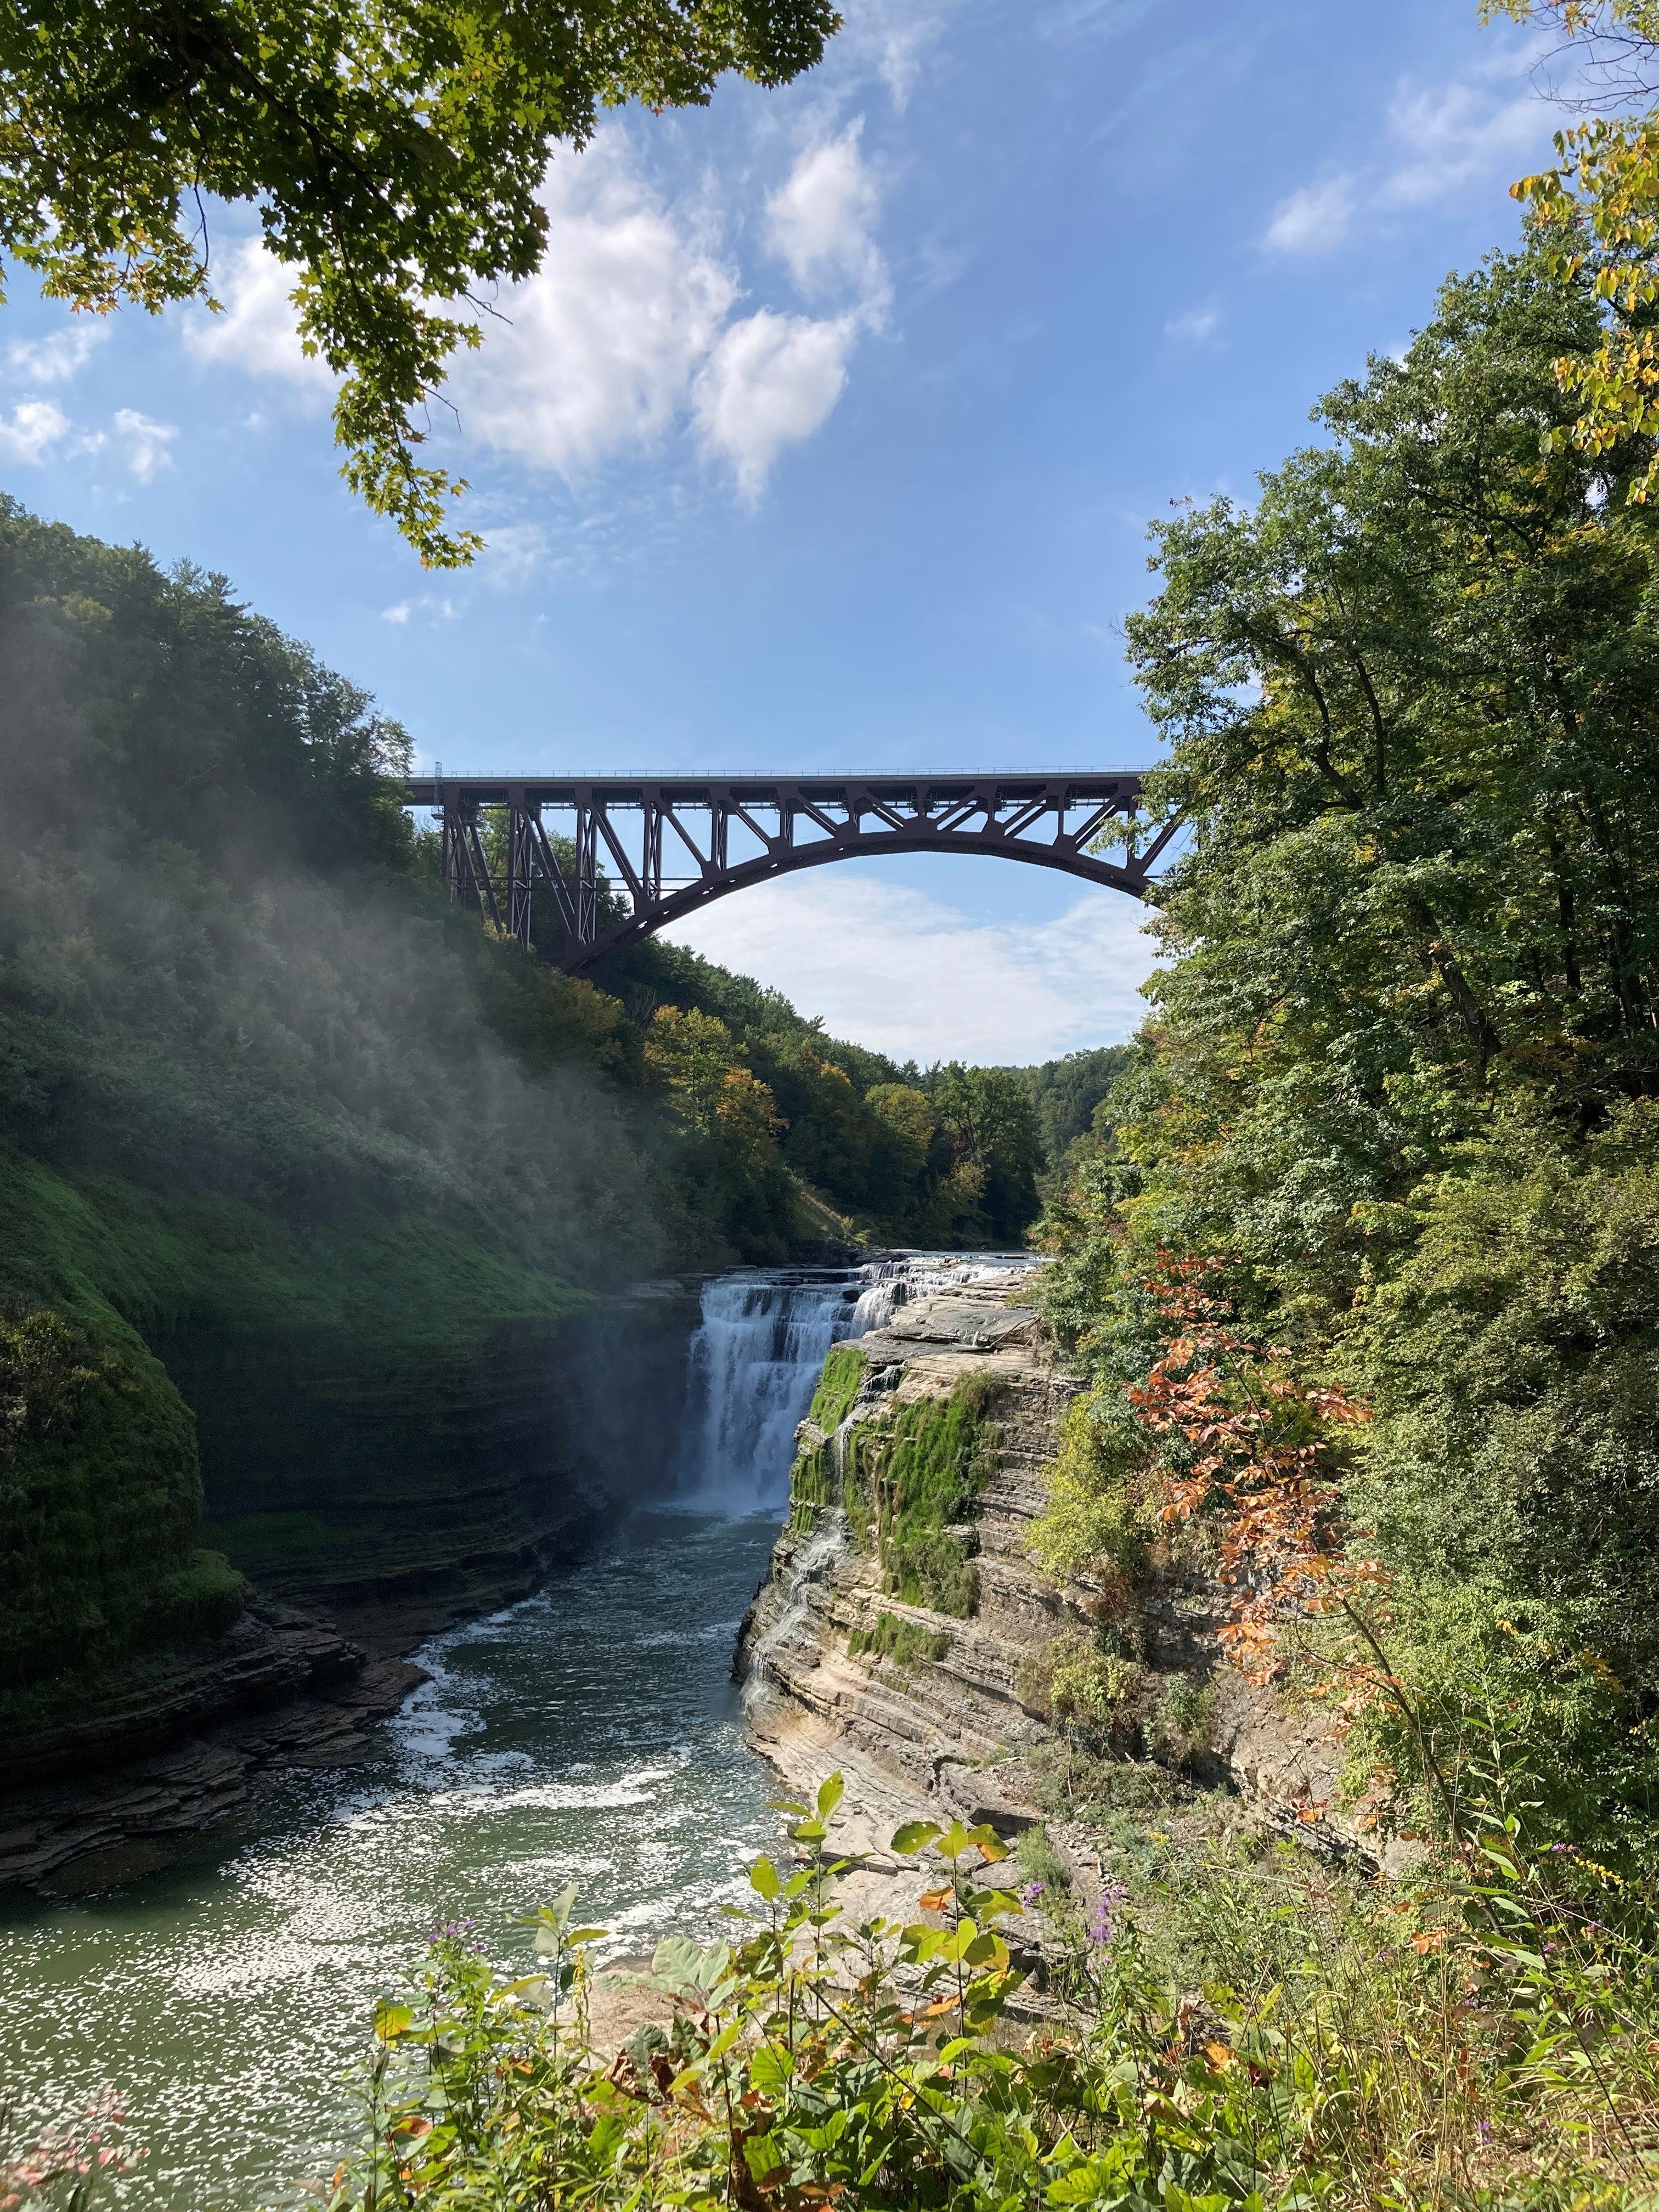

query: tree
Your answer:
[1032,242,1659,1857]
[1493,1,1659,498]
[928,1063,1043,1244]
[0,0,837,564]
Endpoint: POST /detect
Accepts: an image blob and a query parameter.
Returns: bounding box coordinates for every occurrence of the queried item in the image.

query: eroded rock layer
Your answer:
[738,1264,1362,1895]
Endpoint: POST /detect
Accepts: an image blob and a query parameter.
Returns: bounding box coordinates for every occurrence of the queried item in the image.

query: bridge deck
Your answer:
[404,771,1146,806]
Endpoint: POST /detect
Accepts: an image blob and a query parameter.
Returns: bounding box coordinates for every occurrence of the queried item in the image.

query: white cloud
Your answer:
[174,130,884,504]
[1380,76,1547,209]
[111,409,177,481]
[836,0,952,108]
[381,602,412,625]
[0,400,71,465]
[457,136,736,476]
[477,522,549,585]
[456,130,878,501]
[5,325,109,385]
[662,871,1160,1063]
[181,236,334,394]
[693,311,858,503]
[766,124,888,312]
[1263,175,1358,256]
[1165,304,1221,343]
[1264,42,1580,257]
[1036,0,1154,44]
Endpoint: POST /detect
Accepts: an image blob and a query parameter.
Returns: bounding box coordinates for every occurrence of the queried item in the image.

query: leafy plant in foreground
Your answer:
[321,1773,1659,2212]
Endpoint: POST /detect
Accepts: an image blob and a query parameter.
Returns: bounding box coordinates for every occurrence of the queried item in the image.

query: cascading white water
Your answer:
[673,1269,865,1504]
[675,1252,1040,1505]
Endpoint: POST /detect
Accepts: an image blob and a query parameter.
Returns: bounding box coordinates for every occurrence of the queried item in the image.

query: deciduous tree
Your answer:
[0,0,837,562]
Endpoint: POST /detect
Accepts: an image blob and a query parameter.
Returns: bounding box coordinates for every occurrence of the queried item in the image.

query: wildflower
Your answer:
[1087,1879,1128,1950]
[1019,1881,1045,1907]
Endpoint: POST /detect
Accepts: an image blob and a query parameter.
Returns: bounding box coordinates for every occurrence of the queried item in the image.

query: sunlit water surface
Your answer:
[0,1509,785,2212]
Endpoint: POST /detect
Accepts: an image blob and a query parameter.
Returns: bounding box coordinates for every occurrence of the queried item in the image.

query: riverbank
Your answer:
[0,1272,714,1898]
[0,1509,789,2212]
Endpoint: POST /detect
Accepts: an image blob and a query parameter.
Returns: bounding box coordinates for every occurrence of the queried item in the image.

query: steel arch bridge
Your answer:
[403,771,1173,975]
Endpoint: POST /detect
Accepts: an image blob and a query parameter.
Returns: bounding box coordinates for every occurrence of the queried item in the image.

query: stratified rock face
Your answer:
[0,1602,422,1893]
[738,1267,1075,1843]
[738,1266,1368,1875]
[0,1278,708,1894]
[162,1279,706,1652]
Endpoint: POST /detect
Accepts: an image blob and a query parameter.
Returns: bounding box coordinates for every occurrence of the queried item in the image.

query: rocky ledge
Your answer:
[0,1602,424,1895]
[737,1264,1384,1914]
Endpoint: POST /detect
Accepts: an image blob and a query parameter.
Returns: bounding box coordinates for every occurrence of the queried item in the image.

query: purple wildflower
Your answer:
[1020,1881,1046,1907]
[1087,1879,1128,1951]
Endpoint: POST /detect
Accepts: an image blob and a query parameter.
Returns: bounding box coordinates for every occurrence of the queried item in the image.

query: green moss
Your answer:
[873,1375,1000,1616]
[787,1348,866,1527]
[846,1610,950,1667]
[0,1307,246,1694]
[789,1366,1002,1612]
[808,1346,865,1435]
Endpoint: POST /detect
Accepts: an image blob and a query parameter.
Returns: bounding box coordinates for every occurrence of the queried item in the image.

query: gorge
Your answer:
[0,1256,1045,2210]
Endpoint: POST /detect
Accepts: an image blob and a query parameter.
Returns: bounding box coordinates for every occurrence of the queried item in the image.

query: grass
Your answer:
[845,1610,951,1667]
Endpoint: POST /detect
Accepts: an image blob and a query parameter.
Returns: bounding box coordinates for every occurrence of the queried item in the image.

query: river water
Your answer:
[0,1257,1025,2211]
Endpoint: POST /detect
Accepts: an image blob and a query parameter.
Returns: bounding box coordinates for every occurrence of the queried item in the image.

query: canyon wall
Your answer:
[0,1278,705,1895]
[738,1266,1369,1891]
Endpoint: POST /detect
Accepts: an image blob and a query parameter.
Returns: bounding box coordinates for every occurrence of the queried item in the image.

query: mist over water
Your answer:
[0,1256,1032,2210]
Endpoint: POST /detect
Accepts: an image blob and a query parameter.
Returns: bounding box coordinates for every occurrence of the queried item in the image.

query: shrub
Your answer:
[309,1777,1659,2212]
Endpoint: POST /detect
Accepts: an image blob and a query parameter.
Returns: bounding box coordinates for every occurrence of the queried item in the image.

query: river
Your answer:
[0,1258,1019,2211]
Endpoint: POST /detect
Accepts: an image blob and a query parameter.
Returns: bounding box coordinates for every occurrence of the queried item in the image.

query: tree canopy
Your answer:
[0,0,837,562]
[1495,1,1659,496]
[1035,240,1659,1866]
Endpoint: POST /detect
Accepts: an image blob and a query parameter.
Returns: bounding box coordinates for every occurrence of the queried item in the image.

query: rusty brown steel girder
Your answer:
[405,772,1173,975]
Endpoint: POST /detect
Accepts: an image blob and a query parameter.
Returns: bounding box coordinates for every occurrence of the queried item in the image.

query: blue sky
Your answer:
[0,0,1586,1063]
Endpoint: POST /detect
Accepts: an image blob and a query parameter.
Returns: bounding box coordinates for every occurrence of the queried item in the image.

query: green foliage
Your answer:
[1030,241,1659,1869]
[1029,1392,1152,1585]
[317,1781,1659,2212]
[926,1063,1045,1245]
[845,1610,950,1667]
[0,3,835,562]
[1019,1045,1133,1183]
[0,1304,244,1697]
[1037,1633,1149,1747]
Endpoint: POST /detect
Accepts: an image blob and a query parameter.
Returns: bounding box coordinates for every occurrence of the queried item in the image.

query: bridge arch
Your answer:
[404,772,1175,975]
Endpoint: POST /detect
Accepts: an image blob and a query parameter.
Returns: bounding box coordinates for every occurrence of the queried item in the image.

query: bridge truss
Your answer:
[402,772,1175,975]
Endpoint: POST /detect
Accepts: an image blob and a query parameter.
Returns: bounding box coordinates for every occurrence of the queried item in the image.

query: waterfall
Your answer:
[740,1509,847,1706]
[674,1269,864,1505]
[675,1252,1040,1506]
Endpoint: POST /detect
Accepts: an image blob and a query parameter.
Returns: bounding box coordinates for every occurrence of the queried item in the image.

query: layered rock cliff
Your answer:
[737,1265,1364,1894]
[0,1276,707,1894]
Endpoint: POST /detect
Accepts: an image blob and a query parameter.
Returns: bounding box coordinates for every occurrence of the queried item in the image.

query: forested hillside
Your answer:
[1034,243,1659,1869]
[0,499,1051,1731]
